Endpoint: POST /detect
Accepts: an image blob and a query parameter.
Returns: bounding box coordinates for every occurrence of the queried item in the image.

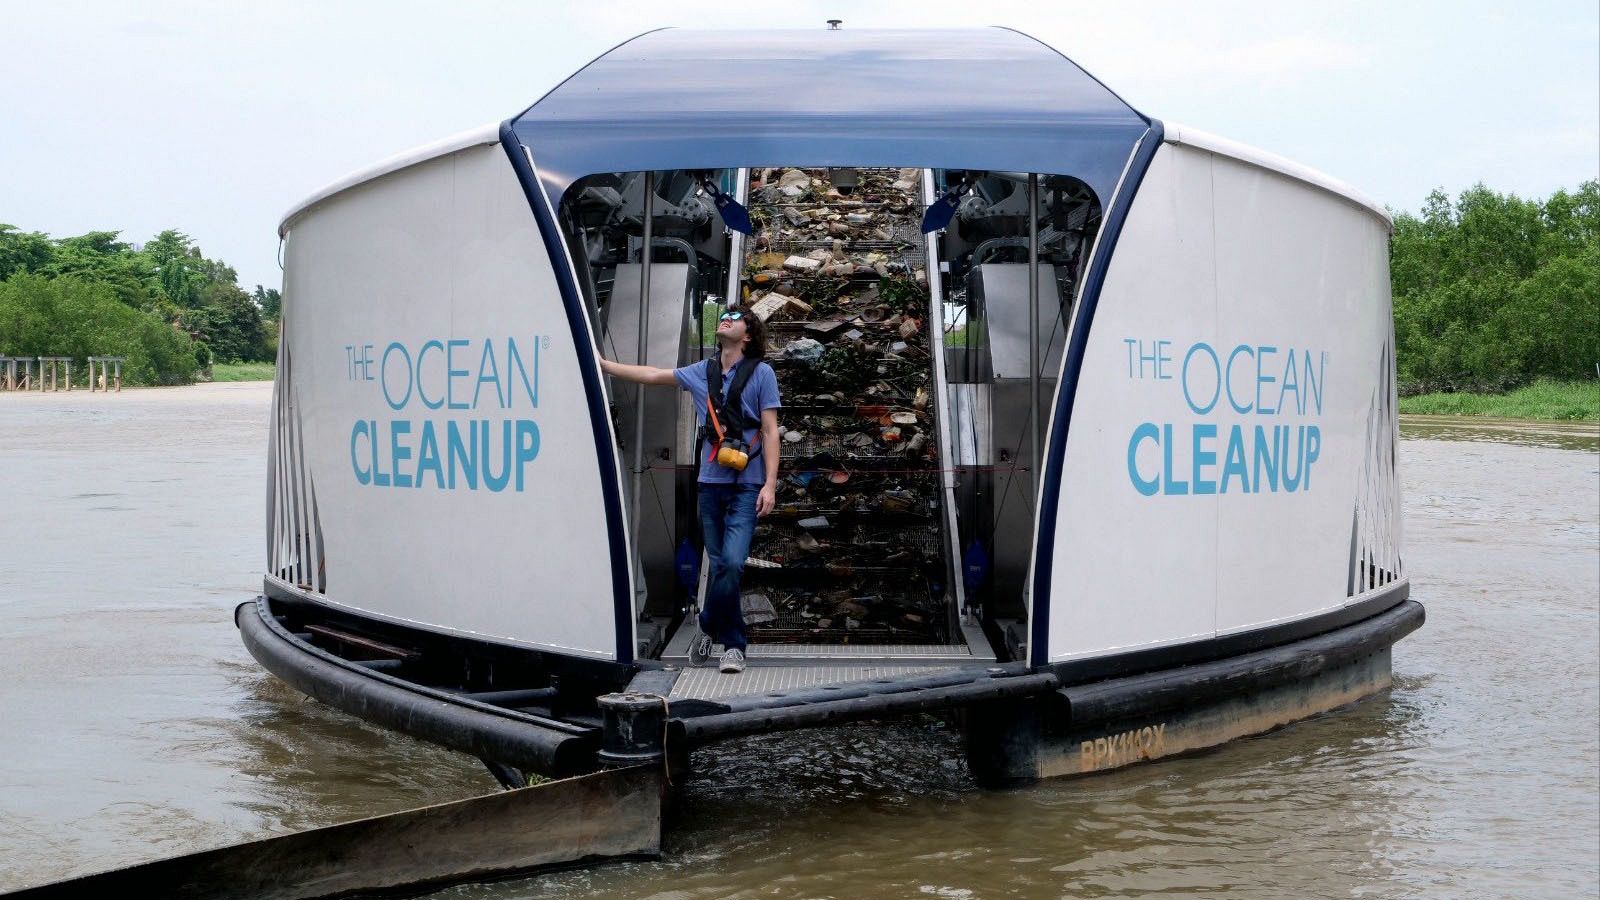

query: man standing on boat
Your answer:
[598,306,781,674]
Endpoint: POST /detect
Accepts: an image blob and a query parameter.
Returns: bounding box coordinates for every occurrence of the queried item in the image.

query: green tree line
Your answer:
[0,225,280,385]
[1390,181,1598,393]
[4,181,1595,390]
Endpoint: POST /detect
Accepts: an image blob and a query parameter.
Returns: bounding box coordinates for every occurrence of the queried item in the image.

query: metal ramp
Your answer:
[658,541,992,688]
[665,663,969,702]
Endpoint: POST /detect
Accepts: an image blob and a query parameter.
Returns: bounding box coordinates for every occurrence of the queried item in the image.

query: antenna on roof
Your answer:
[827,19,842,29]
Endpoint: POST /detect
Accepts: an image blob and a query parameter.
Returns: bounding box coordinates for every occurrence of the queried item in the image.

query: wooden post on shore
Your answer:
[86,357,126,393]
[37,357,72,392]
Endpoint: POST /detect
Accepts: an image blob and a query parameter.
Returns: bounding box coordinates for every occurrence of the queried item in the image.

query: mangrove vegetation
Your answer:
[1390,181,1598,396]
[0,225,278,385]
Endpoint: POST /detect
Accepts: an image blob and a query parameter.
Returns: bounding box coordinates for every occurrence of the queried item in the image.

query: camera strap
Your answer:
[704,357,763,465]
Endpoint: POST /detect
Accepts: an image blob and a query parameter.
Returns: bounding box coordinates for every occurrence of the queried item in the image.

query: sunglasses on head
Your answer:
[718,311,744,322]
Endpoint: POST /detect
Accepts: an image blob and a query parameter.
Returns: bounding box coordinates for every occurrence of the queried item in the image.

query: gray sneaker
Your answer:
[689,630,712,666]
[719,648,746,674]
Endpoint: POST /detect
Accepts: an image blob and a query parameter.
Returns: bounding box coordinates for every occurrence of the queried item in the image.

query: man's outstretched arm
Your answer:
[757,408,779,517]
[598,357,677,386]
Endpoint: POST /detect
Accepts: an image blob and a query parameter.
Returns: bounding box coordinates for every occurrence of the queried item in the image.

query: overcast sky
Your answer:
[2,1,1595,291]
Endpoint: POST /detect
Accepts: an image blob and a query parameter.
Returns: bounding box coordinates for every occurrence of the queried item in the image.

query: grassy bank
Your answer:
[209,361,276,382]
[1399,380,1598,421]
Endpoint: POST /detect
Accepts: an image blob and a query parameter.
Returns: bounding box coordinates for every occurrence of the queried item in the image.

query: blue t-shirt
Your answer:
[674,357,781,484]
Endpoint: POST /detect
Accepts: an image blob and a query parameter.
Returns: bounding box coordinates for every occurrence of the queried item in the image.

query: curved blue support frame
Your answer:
[499,121,635,666]
[1029,120,1166,668]
[511,27,1150,207]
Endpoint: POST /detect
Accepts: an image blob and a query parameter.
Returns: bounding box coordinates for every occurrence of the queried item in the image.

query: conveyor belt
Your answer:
[724,167,955,647]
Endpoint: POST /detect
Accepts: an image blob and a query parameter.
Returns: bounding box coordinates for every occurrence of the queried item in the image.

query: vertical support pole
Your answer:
[65,359,72,391]
[1027,173,1040,487]
[629,171,655,615]
[718,168,750,362]
[114,359,122,392]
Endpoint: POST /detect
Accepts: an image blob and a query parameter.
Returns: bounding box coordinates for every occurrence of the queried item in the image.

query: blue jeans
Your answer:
[698,482,760,654]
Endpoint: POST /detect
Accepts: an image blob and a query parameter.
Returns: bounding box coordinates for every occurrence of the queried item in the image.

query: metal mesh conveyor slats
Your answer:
[728,167,951,648]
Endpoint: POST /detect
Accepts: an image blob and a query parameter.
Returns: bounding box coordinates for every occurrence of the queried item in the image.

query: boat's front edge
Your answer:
[236,597,598,778]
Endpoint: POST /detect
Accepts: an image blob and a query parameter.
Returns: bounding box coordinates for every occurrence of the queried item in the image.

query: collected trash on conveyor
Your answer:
[738,167,948,645]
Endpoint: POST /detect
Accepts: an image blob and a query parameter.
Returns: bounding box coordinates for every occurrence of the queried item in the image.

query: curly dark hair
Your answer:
[740,309,768,359]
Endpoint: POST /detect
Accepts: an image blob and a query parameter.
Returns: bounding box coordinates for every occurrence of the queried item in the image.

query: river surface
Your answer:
[1,384,1595,898]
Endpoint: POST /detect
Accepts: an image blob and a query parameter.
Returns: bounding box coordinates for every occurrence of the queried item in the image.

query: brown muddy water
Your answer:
[1,386,1595,898]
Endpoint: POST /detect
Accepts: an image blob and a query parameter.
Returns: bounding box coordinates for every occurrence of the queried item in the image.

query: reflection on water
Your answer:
[1400,413,1599,452]
[219,666,488,833]
[469,698,1430,900]
[1,387,1595,897]
[0,385,490,890]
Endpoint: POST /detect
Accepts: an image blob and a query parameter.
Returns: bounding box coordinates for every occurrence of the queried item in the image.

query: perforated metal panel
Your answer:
[1349,335,1403,595]
[266,321,326,595]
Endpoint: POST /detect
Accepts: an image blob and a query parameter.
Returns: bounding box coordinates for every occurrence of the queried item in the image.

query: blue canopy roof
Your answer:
[511,27,1153,204]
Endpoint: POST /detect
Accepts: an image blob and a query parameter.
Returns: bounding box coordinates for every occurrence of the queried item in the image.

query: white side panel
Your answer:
[278,123,501,237]
[1048,145,1219,660]
[280,142,622,659]
[1046,141,1394,663]
[1163,122,1392,229]
[1208,153,1391,634]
